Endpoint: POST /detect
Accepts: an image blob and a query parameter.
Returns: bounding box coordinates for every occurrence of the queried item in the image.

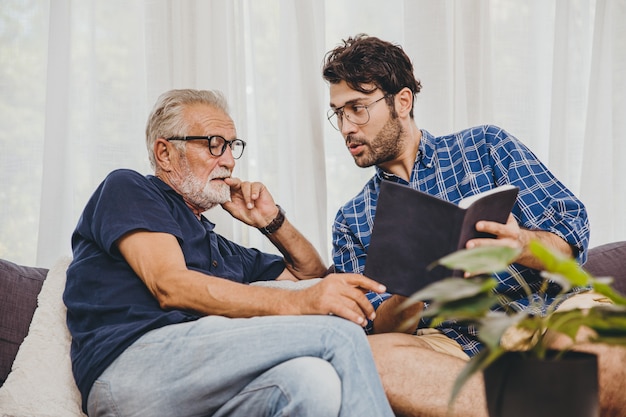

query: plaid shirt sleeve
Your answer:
[332,190,393,333]
[486,127,589,261]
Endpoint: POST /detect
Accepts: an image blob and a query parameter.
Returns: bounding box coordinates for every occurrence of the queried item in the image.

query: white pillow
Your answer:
[0,256,86,417]
[250,277,322,289]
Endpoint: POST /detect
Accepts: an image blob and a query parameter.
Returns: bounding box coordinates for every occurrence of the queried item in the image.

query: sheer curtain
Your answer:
[1,0,624,268]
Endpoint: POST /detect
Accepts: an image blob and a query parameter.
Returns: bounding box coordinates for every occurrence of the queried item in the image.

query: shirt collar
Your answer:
[419,129,436,169]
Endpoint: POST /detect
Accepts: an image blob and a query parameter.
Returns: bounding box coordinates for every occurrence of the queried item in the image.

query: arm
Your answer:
[371,295,424,334]
[117,230,385,325]
[331,206,409,333]
[221,177,328,280]
[466,127,589,267]
[263,212,329,280]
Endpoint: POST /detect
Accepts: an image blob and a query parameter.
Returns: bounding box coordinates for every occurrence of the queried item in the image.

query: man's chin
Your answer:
[206,184,231,201]
[200,196,228,212]
[194,190,230,212]
[354,157,375,168]
[199,203,218,212]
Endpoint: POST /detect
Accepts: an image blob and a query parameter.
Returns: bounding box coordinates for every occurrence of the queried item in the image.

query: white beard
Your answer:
[178,162,231,212]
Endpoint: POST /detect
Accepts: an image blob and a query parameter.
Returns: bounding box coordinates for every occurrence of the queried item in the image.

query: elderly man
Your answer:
[63,89,394,417]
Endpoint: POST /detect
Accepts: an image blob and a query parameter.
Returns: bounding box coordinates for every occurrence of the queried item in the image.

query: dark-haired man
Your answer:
[323,34,625,417]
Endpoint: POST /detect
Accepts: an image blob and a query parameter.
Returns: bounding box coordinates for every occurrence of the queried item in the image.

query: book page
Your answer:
[458,184,518,209]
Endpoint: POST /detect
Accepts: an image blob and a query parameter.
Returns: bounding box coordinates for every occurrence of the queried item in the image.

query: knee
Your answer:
[283,357,341,416]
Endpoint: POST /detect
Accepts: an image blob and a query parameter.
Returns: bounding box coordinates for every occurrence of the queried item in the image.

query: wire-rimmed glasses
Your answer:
[326,94,390,131]
[166,136,246,159]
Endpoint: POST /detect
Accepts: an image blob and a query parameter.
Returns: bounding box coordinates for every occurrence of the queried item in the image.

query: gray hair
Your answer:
[145,89,230,169]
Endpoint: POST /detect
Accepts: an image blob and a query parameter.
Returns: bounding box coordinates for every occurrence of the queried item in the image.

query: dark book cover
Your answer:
[364,181,519,296]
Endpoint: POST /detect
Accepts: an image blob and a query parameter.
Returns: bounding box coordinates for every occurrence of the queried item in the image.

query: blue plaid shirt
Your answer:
[332,125,590,357]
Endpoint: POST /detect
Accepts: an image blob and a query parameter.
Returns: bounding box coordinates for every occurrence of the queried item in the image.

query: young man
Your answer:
[63,89,395,417]
[323,34,625,417]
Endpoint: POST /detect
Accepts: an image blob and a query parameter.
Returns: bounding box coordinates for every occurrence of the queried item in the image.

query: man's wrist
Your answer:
[258,205,286,235]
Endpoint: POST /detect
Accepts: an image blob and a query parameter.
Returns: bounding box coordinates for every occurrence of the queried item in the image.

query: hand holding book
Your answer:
[364,181,519,296]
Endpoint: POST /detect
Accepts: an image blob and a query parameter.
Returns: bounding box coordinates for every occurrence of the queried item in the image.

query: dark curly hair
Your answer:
[323,34,422,117]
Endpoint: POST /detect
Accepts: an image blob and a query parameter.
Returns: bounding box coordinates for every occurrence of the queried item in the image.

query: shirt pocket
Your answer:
[209,254,245,283]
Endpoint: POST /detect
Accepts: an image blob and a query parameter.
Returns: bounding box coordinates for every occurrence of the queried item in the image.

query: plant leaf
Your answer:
[435,246,521,275]
[449,347,507,406]
[540,271,573,292]
[401,277,500,326]
[528,240,591,287]
[591,279,626,306]
[584,305,626,343]
[402,277,498,308]
[424,294,500,327]
[477,311,529,350]
[544,309,588,341]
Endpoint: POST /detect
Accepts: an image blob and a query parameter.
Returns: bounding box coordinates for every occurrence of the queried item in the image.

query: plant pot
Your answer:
[483,350,599,417]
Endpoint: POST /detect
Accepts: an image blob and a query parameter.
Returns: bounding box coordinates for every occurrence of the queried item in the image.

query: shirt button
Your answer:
[212,260,218,267]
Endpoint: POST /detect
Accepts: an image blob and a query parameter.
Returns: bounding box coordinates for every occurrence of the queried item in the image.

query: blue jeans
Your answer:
[87,315,394,417]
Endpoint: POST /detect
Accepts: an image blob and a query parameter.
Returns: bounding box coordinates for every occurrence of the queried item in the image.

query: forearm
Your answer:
[221,179,328,279]
[474,215,577,270]
[372,295,423,334]
[265,218,329,280]
[119,230,301,316]
[169,269,383,327]
[195,273,300,317]
[516,228,574,269]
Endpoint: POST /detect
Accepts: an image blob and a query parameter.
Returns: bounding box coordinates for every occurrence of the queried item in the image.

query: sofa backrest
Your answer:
[0,259,48,386]
[584,241,626,295]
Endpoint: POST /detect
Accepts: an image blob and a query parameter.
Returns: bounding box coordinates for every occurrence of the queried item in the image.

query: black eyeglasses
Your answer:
[327,94,391,131]
[166,136,246,159]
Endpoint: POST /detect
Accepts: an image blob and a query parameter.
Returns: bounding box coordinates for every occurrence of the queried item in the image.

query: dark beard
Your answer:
[352,116,404,168]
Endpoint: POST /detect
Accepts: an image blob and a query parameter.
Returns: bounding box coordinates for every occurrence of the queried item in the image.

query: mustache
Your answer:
[346,135,365,146]
[208,167,232,181]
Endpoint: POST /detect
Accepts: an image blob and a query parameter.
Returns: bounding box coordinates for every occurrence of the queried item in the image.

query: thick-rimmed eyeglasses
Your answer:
[166,136,247,159]
[326,94,390,131]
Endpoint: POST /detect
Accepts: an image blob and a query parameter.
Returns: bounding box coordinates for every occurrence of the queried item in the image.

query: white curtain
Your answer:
[1,0,624,268]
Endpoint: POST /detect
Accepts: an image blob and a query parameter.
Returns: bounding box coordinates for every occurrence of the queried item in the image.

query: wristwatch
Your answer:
[258,205,285,235]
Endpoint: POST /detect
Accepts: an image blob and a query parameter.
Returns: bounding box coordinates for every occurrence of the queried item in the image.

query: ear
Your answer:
[395,87,414,118]
[154,138,174,170]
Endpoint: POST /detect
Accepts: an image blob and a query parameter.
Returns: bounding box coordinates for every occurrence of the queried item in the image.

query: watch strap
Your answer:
[258,205,285,235]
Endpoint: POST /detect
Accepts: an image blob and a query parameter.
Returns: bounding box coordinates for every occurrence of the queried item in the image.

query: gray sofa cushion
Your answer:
[584,241,626,295]
[0,259,48,386]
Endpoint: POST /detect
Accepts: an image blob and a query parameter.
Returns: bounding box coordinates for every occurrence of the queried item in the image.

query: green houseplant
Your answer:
[401,240,626,417]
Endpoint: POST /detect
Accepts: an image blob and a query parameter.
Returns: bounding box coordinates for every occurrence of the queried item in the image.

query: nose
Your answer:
[340,115,358,136]
[218,147,236,169]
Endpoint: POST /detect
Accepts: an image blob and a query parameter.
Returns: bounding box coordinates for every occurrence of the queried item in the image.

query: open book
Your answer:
[363,181,519,296]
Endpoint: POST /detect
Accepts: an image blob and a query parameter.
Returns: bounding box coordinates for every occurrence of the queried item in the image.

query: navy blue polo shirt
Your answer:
[63,169,285,411]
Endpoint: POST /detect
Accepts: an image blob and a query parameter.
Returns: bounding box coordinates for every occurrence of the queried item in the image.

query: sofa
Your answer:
[1,241,625,416]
